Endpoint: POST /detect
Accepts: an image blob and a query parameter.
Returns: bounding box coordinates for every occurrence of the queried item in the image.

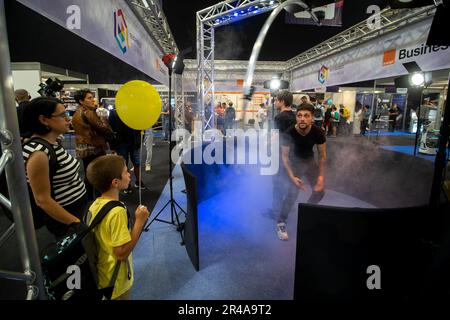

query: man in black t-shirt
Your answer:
[267,91,295,219]
[275,104,327,241]
[274,90,296,133]
[267,91,297,225]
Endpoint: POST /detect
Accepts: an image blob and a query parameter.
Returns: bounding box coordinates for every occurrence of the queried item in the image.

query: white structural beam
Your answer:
[127,0,179,54]
[286,5,437,71]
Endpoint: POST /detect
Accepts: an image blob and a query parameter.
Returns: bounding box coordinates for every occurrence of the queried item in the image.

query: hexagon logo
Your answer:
[114,9,129,54]
[318,65,329,84]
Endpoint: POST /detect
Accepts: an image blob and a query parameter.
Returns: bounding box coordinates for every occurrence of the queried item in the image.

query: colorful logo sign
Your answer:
[383,49,396,66]
[114,9,129,54]
[318,65,329,84]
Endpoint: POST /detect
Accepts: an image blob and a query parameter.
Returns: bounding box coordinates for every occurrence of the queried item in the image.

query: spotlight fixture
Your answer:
[264,75,289,95]
[270,79,281,90]
[410,72,425,87]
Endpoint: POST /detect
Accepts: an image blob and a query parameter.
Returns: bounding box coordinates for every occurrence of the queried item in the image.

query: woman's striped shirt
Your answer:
[23,140,87,207]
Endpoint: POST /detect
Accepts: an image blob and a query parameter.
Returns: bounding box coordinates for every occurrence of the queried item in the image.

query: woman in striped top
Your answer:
[22,97,87,237]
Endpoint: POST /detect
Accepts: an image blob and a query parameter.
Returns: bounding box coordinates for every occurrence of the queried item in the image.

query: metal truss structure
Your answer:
[197,0,283,130]
[173,73,185,130]
[127,0,187,129]
[286,5,437,71]
[126,0,179,54]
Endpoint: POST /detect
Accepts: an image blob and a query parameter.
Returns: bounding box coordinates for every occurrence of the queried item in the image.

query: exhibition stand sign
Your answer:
[18,0,169,85]
[292,17,450,91]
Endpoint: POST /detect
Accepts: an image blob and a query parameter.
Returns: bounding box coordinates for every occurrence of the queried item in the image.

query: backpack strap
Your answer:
[88,200,127,300]
[25,137,59,177]
[24,137,60,199]
[87,200,125,233]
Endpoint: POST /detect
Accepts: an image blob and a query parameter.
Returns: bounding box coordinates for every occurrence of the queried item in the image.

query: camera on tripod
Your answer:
[38,78,64,97]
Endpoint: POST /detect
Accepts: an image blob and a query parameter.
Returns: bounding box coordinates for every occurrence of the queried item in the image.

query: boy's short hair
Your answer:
[87,155,126,193]
[276,90,293,107]
[297,104,314,115]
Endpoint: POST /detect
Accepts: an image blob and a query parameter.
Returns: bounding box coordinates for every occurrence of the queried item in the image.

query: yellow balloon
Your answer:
[115,80,162,130]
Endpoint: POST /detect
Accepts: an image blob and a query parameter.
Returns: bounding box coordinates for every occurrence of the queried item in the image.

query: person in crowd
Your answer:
[96,101,109,123]
[224,101,236,132]
[360,105,371,136]
[274,91,296,133]
[109,108,147,194]
[300,95,309,105]
[184,102,195,133]
[388,103,399,132]
[338,108,347,136]
[324,104,332,136]
[257,103,267,129]
[330,105,340,137]
[15,89,31,140]
[86,155,150,300]
[72,89,113,200]
[339,104,351,136]
[215,102,225,133]
[313,98,325,129]
[276,104,327,241]
[144,128,154,172]
[265,90,297,224]
[22,97,87,238]
[161,99,171,142]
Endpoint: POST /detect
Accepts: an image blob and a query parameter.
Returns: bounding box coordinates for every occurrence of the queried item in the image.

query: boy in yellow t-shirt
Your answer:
[86,155,150,300]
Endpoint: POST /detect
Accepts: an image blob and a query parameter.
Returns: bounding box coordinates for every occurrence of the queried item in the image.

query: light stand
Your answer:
[144,55,186,244]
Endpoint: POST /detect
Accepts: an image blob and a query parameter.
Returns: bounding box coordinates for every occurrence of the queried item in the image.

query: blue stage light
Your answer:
[234,12,238,17]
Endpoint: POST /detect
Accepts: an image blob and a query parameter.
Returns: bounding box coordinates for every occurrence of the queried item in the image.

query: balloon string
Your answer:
[139,130,144,205]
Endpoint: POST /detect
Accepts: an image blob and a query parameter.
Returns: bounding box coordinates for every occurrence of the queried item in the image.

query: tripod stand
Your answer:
[144,67,186,244]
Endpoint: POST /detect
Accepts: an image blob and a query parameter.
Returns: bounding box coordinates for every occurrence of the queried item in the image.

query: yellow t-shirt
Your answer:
[88,198,133,299]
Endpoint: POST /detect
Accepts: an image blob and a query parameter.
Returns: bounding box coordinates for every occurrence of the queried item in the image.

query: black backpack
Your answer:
[1,138,59,229]
[41,200,126,300]
[314,106,323,118]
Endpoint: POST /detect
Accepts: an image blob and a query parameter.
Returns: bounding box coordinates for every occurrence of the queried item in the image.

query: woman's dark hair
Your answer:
[22,97,62,135]
[74,89,93,105]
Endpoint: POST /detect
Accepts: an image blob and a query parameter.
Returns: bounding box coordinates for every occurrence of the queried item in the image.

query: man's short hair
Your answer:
[228,102,233,107]
[15,89,30,103]
[276,90,293,107]
[86,155,126,193]
[297,103,314,115]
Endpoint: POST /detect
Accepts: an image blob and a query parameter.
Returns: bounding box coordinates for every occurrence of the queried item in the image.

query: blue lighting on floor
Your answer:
[370,131,416,137]
[380,145,445,162]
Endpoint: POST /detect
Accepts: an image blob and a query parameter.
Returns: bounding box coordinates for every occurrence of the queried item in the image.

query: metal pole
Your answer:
[0,0,46,300]
[413,90,424,156]
[368,80,377,141]
[402,92,408,132]
[429,74,450,207]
